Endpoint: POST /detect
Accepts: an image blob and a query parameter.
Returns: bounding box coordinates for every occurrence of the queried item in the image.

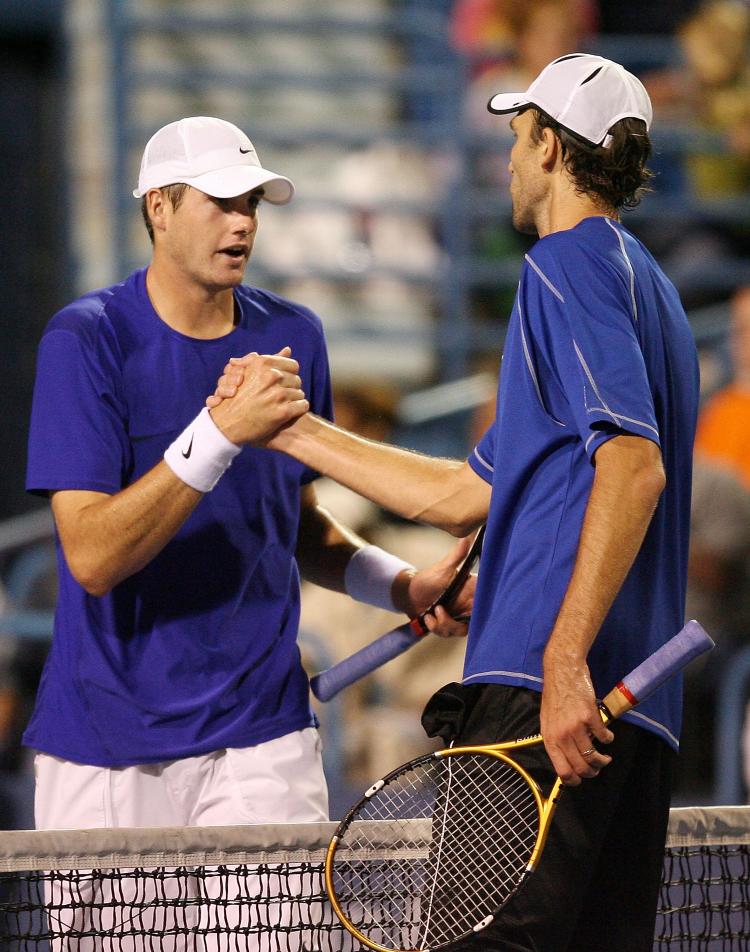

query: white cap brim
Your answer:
[487,92,532,115]
[133,165,295,204]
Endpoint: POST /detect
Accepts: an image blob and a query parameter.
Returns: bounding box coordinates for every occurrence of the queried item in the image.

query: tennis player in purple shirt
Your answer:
[25,116,473,838]
[213,56,700,951]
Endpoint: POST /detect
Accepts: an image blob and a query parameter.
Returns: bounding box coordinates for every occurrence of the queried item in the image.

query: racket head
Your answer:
[325,747,544,952]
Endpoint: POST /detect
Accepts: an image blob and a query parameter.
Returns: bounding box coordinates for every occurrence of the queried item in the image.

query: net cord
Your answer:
[2,807,750,873]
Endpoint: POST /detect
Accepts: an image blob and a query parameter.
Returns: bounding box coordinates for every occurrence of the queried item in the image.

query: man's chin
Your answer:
[218,261,249,286]
[512,212,537,236]
[204,267,248,294]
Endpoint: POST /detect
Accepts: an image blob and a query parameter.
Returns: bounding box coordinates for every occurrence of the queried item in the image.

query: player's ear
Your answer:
[146,188,169,235]
[540,127,561,172]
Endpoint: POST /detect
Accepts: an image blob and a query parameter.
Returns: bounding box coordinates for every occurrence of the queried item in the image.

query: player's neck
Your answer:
[538,182,618,238]
[145,261,237,340]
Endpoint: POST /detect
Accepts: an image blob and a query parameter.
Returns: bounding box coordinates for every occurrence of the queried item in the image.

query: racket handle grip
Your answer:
[603,620,714,719]
[310,623,420,702]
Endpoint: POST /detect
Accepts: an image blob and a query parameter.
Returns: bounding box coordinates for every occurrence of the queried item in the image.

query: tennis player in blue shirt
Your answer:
[214,55,700,951]
[24,116,473,839]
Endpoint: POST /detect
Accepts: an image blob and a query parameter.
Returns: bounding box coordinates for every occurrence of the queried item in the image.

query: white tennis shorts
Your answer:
[34,726,329,829]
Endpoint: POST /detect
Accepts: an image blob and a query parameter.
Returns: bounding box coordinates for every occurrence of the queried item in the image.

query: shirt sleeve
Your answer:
[26,326,129,496]
[469,423,495,484]
[521,236,660,461]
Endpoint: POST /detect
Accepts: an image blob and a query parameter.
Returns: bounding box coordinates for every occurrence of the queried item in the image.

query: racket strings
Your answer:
[331,752,541,950]
[419,746,458,947]
[420,758,536,946]
[418,757,538,945]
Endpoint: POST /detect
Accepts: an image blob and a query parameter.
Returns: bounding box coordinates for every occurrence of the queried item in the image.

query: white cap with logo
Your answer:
[488,53,652,148]
[132,116,295,204]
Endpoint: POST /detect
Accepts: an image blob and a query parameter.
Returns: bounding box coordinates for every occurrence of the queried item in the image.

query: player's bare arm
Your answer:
[276,414,490,536]
[296,484,476,635]
[51,472,201,598]
[52,349,305,597]
[540,434,666,786]
[208,359,491,535]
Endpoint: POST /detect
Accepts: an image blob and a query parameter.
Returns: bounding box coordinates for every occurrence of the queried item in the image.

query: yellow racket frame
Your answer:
[324,736,564,952]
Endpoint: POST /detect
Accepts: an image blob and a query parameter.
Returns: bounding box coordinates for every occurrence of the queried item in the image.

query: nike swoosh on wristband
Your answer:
[182,435,194,459]
[239,147,252,154]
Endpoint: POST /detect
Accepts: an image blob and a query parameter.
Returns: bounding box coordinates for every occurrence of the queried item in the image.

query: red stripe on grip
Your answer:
[616,681,638,706]
[410,617,428,637]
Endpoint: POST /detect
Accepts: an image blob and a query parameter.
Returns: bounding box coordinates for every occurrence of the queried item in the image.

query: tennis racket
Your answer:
[311,526,485,702]
[324,619,713,952]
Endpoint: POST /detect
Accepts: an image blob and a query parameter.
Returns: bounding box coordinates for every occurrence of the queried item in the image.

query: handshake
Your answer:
[205,346,309,449]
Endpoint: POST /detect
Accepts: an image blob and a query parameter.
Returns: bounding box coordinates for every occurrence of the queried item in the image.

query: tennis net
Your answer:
[0,806,748,950]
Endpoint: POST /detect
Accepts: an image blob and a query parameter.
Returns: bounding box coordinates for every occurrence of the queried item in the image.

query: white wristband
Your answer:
[163,408,241,493]
[344,545,416,613]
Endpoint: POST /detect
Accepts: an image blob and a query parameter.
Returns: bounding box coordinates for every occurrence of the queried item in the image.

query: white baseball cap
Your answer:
[132,116,295,204]
[487,53,652,148]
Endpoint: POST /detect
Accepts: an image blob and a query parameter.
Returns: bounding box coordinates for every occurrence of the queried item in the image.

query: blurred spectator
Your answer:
[684,286,750,800]
[467,353,499,447]
[449,1,596,326]
[0,543,56,829]
[677,456,750,798]
[0,643,20,829]
[0,638,39,831]
[451,0,595,134]
[695,286,750,486]
[450,0,518,70]
[0,584,16,811]
[645,0,750,198]
[331,381,400,439]
[687,457,750,641]
[299,383,466,801]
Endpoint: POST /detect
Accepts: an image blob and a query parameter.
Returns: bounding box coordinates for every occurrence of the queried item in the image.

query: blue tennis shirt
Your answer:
[466,217,699,750]
[25,268,333,767]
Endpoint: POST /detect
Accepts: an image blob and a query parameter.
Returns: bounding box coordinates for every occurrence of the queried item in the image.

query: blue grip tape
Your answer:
[620,620,714,703]
[311,623,419,702]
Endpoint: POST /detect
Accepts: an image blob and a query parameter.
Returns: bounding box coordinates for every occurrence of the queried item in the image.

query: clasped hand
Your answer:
[206,347,308,446]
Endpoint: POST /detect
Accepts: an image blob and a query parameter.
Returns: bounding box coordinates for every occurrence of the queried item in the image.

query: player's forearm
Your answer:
[296,493,366,594]
[543,435,666,672]
[274,414,486,536]
[296,487,419,614]
[51,462,202,596]
[296,488,479,623]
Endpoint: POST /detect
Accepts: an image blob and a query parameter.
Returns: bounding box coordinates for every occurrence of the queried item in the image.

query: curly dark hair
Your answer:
[528,108,653,210]
[140,183,189,243]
